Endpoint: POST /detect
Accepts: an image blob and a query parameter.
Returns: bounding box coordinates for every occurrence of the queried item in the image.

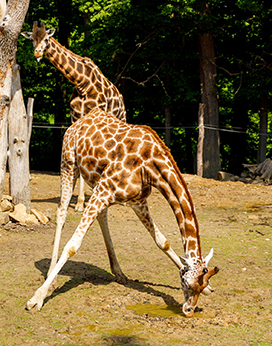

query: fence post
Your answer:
[197,103,204,177]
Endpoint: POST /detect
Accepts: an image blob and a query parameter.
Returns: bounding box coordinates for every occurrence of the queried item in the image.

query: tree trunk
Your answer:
[197,5,221,179]
[257,93,268,164]
[0,0,5,19]
[0,0,30,199]
[8,64,33,212]
[228,96,249,175]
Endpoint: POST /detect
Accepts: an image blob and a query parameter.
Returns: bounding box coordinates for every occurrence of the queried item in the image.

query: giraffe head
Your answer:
[179,248,219,317]
[21,22,55,62]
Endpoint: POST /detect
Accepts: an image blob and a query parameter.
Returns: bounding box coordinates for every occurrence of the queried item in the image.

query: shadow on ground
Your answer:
[35,258,181,308]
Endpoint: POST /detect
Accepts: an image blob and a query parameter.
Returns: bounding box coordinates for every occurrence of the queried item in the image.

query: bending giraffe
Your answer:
[26,109,219,318]
[21,21,126,212]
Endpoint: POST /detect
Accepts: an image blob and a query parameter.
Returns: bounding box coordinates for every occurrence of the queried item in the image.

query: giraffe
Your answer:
[21,21,126,212]
[26,108,219,318]
[21,22,127,278]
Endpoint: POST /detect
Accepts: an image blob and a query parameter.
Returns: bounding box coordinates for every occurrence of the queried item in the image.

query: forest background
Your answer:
[18,0,272,175]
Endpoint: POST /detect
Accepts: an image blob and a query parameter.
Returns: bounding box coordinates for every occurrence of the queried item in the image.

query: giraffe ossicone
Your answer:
[26,109,219,318]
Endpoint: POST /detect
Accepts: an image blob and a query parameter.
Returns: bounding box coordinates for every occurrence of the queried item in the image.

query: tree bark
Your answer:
[197,4,221,179]
[0,0,5,19]
[0,0,30,199]
[8,64,33,212]
[257,93,268,164]
[228,96,248,175]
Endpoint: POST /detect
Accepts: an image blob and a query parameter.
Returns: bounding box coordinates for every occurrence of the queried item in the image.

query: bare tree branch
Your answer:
[114,29,162,84]
[121,61,164,85]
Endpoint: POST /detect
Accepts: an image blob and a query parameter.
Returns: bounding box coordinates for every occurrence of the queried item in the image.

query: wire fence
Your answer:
[32,123,272,137]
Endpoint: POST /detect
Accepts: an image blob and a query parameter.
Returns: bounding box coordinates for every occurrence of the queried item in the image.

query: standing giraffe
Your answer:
[22,22,127,277]
[21,21,126,212]
[26,108,219,318]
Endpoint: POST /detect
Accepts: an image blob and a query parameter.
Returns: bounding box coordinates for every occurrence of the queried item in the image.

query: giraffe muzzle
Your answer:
[34,53,43,62]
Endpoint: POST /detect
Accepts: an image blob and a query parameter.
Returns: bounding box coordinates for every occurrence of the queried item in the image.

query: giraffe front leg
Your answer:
[97,208,127,284]
[27,238,78,311]
[47,169,77,279]
[27,190,110,311]
[75,174,85,212]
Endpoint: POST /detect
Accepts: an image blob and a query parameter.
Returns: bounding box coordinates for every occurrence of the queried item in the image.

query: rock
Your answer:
[238,177,248,183]
[217,171,235,181]
[0,211,9,225]
[252,179,265,185]
[26,213,39,225]
[31,208,49,224]
[2,195,12,201]
[9,203,27,224]
[0,199,13,212]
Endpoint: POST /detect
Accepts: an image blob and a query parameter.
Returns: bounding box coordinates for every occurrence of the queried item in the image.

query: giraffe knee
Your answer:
[154,231,170,251]
[67,246,76,258]
[163,240,170,251]
[64,240,79,259]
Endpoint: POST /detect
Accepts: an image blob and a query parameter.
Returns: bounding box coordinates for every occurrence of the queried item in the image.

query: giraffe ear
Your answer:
[21,31,33,40]
[46,28,56,37]
[204,248,214,266]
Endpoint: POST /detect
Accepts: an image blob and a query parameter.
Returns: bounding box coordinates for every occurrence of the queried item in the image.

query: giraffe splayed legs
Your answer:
[26,109,219,317]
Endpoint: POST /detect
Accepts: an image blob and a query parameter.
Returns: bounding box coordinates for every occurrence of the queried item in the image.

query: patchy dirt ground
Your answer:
[0,172,272,345]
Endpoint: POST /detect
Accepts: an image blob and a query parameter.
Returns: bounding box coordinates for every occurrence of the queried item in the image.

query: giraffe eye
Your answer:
[203,268,208,274]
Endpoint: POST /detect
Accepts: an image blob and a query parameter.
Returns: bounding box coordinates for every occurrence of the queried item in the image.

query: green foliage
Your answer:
[18,0,272,172]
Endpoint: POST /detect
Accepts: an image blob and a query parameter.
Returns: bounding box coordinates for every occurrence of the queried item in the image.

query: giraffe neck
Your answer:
[178,188,202,265]
[44,37,97,94]
[153,170,202,264]
[144,129,202,266]
[166,180,202,266]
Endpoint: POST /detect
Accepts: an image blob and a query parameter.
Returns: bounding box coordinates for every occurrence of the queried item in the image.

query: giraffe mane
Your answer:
[49,37,95,68]
[140,124,201,249]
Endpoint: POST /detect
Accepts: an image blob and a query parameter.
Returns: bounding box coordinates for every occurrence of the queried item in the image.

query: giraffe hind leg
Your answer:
[97,208,127,284]
[75,174,85,212]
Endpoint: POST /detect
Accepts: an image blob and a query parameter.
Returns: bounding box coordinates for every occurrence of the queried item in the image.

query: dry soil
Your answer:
[0,172,272,345]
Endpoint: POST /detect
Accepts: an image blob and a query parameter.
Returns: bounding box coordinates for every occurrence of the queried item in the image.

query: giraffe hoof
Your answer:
[115,274,128,285]
[26,297,43,312]
[26,290,45,311]
[75,204,84,212]
[49,279,58,291]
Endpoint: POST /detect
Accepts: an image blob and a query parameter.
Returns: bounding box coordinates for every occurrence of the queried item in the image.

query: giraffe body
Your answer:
[26,109,219,317]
